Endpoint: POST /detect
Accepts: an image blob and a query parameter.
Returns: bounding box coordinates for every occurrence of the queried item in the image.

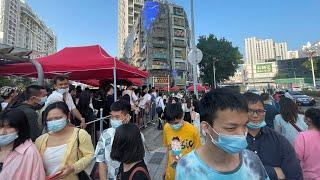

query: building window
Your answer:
[173,17,185,27]
[173,7,184,16]
[174,28,185,38]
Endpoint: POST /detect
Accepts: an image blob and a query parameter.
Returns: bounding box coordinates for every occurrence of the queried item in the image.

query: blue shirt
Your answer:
[175,149,269,180]
[247,126,303,180]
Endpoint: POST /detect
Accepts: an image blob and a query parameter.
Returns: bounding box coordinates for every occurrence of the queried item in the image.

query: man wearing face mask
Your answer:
[176,89,269,180]
[95,100,145,180]
[15,85,46,141]
[163,103,201,180]
[244,93,302,180]
[46,75,86,129]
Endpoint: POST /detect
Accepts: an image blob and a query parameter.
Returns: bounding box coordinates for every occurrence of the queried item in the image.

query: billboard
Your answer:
[143,1,160,31]
[256,63,272,73]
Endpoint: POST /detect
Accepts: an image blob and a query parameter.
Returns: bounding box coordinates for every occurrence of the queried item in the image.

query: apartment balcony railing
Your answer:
[173,41,186,48]
[153,53,168,60]
[175,79,187,85]
[153,41,167,48]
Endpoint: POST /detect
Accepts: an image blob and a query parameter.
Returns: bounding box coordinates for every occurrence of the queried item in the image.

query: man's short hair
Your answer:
[164,103,183,122]
[110,100,131,115]
[243,92,264,105]
[199,88,248,125]
[25,85,42,100]
[53,74,69,85]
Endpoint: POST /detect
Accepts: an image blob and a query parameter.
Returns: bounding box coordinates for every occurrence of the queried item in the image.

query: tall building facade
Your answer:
[287,50,299,59]
[125,1,190,87]
[118,0,144,58]
[0,0,56,57]
[275,42,288,60]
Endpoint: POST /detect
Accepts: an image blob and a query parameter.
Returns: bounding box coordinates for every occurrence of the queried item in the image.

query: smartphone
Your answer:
[47,170,63,180]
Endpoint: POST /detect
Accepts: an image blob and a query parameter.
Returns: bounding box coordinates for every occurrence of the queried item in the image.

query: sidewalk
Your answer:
[142,123,166,180]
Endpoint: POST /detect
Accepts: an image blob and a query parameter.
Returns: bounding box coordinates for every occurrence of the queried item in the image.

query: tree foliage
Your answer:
[197,34,242,86]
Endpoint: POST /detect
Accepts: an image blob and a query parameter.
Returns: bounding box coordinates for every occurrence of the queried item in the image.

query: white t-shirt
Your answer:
[182,103,192,113]
[138,93,152,109]
[122,90,138,105]
[1,102,8,110]
[46,91,76,111]
[155,96,165,110]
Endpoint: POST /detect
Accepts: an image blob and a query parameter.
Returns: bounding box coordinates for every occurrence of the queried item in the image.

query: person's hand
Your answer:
[274,167,285,180]
[80,118,87,129]
[56,165,75,179]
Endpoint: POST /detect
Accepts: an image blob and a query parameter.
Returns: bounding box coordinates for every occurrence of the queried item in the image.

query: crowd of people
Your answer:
[0,74,319,180]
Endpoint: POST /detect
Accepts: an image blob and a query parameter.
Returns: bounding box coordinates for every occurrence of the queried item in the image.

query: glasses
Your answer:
[248,109,266,116]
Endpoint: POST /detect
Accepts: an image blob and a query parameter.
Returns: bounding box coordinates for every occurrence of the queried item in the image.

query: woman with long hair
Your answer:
[77,91,95,138]
[0,109,45,179]
[182,98,192,123]
[295,108,320,179]
[36,101,94,179]
[111,123,150,180]
[274,97,308,144]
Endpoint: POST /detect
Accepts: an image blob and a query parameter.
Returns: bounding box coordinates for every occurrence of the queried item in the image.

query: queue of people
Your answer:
[1,75,320,180]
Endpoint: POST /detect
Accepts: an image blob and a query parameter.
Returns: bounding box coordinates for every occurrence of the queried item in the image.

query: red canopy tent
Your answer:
[0,45,148,80]
[187,85,208,91]
[81,78,144,87]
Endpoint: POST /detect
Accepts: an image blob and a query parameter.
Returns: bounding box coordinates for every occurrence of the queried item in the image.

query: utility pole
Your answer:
[212,57,219,89]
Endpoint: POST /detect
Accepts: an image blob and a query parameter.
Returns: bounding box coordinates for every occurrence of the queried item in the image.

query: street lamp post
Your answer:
[212,57,219,89]
[190,0,198,98]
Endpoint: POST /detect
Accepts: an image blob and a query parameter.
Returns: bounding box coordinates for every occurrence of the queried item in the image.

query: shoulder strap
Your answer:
[77,128,81,159]
[129,166,150,180]
[289,120,302,132]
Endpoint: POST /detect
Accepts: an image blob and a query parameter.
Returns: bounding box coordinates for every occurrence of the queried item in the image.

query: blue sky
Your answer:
[28,0,320,57]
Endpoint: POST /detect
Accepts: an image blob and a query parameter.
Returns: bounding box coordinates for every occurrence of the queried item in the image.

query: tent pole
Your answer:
[113,57,117,102]
[30,59,44,86]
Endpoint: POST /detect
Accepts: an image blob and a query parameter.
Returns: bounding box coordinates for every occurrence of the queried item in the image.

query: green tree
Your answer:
[197,34,242,86]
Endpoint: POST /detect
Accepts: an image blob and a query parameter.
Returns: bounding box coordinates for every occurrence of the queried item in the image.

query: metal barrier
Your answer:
[77,110,111,147]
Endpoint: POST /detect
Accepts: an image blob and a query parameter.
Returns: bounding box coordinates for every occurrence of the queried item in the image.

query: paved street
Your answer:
[142,121,166,180]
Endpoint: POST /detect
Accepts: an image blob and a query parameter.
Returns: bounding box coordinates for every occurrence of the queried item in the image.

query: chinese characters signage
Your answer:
[256,64,272,73]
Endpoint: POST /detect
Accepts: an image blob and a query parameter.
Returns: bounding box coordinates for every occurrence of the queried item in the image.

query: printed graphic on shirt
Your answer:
[171,137,182,169]
[176,150,269,180]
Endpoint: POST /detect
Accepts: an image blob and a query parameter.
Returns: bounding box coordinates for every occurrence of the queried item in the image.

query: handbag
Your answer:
[76,129,96,180]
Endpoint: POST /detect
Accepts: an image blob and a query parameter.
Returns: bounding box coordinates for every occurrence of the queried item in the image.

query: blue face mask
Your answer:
[57,88,68,94]
[47,118,68,132]
[208,125,248,154]
[170,121,183,131]
[39,96,47,105]
[172,149,181,156]
[110,119,123,129]
[0,132,18,147]
[247,120,267,129]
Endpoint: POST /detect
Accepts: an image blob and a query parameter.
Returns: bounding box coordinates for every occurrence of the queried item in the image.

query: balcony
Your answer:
[173,40,186,48]
[153,53,168,60]
[175,63,186,70]
[153,41,167,48]
[151,64,170,70]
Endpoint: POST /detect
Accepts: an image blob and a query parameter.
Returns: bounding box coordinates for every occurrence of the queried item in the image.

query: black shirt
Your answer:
[117,160,149,180]
[246,126,302,180]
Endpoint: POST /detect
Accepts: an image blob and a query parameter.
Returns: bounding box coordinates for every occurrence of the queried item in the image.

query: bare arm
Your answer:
[99,162,108,180]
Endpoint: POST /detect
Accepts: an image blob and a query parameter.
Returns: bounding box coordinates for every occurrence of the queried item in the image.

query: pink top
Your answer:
[0,139,46,180]
[295,130,320,180]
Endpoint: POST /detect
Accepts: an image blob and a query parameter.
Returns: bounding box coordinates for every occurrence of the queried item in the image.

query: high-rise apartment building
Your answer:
[287,50,299,59]
[125,1,190,87]
[118,0,144,58]
[275,42,288,60]
[0,0,56,57]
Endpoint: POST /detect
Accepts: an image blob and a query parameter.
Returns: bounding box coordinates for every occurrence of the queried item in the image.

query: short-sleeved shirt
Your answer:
[295,130,320,179]
[122,90,138,106]
[46,91,76,111]
[175,150,270,180]
[138,94,151,109]
[163,122,201,180]
[95,127,145,179]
